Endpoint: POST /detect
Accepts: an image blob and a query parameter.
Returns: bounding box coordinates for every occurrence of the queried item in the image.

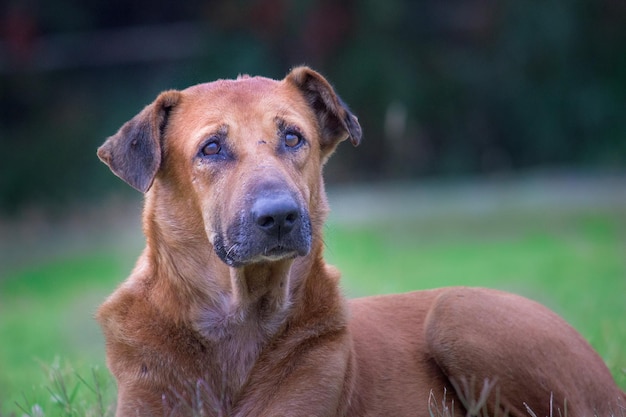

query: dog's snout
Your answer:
[217,188,311,265]
[252,195,300,237]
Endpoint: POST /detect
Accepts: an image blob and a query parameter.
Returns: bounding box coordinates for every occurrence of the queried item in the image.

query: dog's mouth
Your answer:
[214,239,310,268]
[260,245,299,260]
[213,216,312,268]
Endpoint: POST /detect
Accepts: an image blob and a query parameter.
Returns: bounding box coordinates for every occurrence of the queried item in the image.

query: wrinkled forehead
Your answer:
[177,76,314,131]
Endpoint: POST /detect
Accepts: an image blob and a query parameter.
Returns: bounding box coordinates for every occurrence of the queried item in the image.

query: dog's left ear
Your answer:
[286,66,362,158]
[97,90,180,193]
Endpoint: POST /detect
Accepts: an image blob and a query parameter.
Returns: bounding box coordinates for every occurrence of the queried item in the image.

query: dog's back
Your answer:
[348,288,625,417]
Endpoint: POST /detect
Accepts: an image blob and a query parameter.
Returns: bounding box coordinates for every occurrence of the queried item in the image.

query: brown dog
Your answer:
[97,67,625,417]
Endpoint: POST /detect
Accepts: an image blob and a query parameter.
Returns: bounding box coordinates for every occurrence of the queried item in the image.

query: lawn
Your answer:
[0,186,625,416]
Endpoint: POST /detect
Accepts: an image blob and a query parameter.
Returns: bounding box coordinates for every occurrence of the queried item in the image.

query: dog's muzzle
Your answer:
[213,190,312,267]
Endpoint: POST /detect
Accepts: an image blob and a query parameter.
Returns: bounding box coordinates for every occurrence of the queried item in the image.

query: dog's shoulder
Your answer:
[96,266,205,374]
[96,256,159,337]
[96,275,151,344]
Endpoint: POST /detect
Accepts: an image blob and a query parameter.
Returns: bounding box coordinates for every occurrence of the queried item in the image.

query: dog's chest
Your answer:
[196,295,287,361]
[170,301,286,413]
[109,287,290,414]
[133,316,265,415]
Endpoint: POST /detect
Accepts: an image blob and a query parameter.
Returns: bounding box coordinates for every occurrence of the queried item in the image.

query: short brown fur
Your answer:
[97,67,625,417]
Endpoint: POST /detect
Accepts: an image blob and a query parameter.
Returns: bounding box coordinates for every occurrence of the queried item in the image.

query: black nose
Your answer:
[252,195,300,238]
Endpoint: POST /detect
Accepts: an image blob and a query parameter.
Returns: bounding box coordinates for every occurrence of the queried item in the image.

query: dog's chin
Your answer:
[219,250,302,268]
[248,249,299,265]
[213,237,310,268]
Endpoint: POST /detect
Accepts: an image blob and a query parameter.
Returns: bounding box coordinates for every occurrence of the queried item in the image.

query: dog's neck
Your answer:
[141,183,329,324]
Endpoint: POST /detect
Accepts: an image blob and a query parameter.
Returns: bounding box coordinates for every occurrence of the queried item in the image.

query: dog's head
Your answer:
[98,67,361,267]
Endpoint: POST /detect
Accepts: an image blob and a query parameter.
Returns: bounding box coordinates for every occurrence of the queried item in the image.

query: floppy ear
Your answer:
[97,91,180,193]
[285,66,362,158]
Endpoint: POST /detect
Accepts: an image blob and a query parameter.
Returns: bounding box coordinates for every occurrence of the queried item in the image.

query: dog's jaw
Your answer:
[212,230,312,268]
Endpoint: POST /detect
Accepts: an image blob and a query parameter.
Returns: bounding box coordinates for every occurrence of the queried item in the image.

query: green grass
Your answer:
[0,252,132,415]
[1,206,625,415]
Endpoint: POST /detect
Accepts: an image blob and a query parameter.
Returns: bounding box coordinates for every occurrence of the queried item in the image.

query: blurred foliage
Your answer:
[1,0,625,213]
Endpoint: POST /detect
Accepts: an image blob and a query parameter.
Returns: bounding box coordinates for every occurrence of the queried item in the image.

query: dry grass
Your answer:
[428,376,626,417]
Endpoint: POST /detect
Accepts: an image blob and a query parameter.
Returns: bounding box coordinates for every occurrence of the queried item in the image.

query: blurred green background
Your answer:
[1,0,625,415]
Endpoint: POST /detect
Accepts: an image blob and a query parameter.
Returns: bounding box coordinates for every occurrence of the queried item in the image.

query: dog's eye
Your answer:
[284,132,303,148]
[202,141,221,156]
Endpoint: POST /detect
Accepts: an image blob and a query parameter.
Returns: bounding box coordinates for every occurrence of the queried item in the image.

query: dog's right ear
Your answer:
[285,66,362,159]
[97,90,180,193]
